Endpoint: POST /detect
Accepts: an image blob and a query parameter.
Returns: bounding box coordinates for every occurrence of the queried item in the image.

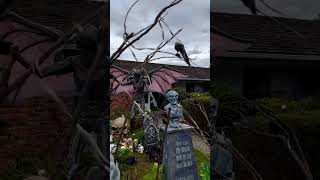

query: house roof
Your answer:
[113,60,210,81]
[8,0,103,33]
[212,12,320,57]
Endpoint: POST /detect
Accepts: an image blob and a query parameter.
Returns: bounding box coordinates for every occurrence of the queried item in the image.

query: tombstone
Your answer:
[143,115,160,161]
[211,132,234,180]
[143,115,159,146]
[210,97,235,180]
[161,123,199,180]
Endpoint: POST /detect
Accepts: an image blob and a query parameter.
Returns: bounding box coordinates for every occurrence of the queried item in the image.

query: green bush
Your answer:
[131,128,144,143]
[209,83,234,100]
[190,92,210,98]
[298,96,320,110]
[117,148,131,162]
[231,110,320,180]
[256,98,301,113]
[175,87,189,102]
[182,95,210,133]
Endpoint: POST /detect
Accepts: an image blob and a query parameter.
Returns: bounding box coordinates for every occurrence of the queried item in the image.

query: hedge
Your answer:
[182,93,210,133]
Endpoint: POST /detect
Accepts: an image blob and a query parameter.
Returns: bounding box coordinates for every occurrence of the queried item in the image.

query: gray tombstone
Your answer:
[211,132,234,180]
[143,115,159,147]
[210,97,234,180]
[161,124,199,180]
[143,115,161,161]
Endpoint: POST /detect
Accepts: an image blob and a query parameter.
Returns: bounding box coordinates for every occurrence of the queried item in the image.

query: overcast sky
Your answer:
[110,0,210,68]
[212,0,320,20]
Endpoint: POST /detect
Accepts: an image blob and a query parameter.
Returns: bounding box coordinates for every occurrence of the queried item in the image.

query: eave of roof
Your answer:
[217,51,320,61]
[113,60,210,80]
[211,12,320,57]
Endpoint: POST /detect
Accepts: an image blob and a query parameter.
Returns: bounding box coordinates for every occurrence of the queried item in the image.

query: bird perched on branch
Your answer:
[174,42,190,66]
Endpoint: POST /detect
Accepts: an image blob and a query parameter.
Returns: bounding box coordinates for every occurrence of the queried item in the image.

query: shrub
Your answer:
[175,87,189,102]
[231,111,320,180]
[117,148,131,162]
[131,128,144,143]
[182,94,210,133]
[256,97,301,113]
[190,92,210,98]
[298,96,320,111]
[209,83,234,100]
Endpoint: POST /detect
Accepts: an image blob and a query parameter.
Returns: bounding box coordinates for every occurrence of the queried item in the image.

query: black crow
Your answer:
[174,42,190,66]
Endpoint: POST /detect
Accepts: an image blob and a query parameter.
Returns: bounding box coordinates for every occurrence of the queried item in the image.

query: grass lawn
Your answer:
[118,148,210,179]
[118,152,153,179]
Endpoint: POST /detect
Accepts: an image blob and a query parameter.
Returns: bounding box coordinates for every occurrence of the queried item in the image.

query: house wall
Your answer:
[215,58,320,99]
[269,71,295,98]
[192,82,209,92]
[0,97,74,174]
[214,63,244,96]
[175,81,210,93]
[175,81,186,91]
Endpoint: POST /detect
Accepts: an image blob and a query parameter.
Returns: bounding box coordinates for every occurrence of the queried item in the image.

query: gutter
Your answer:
[179,78,210,81]
[217,51,320,61]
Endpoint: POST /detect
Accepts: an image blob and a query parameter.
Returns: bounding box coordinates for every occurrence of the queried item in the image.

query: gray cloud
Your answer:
[212,0,320,20]
[111,0,210,68]
[188,48,202,55]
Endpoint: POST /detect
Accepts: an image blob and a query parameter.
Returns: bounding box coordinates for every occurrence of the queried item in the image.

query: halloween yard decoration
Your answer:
[109,1,210,178]
[162,90,199,180]
[174,42,190,66]
[164,90,183,128]
[0,2,110,179]
[33,24,108,179]
[210,2,313,180]
[111,64,188,162]
[9,24,109,179]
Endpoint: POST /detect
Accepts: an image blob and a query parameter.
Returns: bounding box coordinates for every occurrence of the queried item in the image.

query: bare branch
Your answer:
[124,0,140,35]
[110,0,183,64]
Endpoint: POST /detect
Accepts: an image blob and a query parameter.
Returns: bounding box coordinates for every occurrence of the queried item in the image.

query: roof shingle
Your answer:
[9,0,103,33]
[212,12,320,56]
[113,60,210,80]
